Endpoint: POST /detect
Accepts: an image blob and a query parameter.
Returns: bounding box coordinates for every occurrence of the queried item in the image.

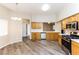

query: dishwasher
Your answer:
[41,32,46,40]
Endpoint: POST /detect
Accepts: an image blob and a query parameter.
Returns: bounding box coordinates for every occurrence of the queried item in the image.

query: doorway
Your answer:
[22,19,30,41]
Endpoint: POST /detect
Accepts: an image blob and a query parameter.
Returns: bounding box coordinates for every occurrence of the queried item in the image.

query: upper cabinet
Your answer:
[71,15,77,22]
[31,22,42,29]
[31,22,55,31]
[61,13,79,30]
[62,19,68,29]
[76,13,79,22]
[43,23,55,31]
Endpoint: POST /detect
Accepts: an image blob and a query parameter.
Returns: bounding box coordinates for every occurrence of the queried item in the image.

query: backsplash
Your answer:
[65,29,79,35]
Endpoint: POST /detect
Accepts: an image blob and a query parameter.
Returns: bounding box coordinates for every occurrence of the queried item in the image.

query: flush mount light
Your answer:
[42,4,50,11]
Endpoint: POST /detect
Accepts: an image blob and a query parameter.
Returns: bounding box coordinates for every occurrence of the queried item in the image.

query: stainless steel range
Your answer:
[62,34,79,55]
[62,35,71,55]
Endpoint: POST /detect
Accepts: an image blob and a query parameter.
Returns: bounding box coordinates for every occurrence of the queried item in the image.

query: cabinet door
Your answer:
[46,32,59,41]
[31,22,42,29]
[36,23,42,29]
[31,32,36,41]
[62,19,67,29]
[76,14,79,22]
[53,33,59,41]
[46,33,51,41]
[50,33,54,41]
[36,32,41,40]
[31,32,41,41]
[71,16,77,22]
[72,41,79,55]
[32,22,36,29]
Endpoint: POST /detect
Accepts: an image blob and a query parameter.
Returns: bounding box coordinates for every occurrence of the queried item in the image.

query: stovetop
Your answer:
[70,35,79,39]
[62,35,79,40]
[62,35,71,41]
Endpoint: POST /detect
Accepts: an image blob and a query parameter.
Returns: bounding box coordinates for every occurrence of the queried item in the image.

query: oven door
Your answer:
[62,39,71,54]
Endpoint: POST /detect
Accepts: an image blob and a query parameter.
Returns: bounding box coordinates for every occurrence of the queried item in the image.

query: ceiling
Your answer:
[1,3,69,16]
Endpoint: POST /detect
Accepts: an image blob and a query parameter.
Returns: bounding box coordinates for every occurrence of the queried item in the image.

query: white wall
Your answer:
[0,5,31,48]
[8,19,22,44]
[0,6,11,48]
[54,21,61,33]
[8,12,31,47]
[31,15,57,22]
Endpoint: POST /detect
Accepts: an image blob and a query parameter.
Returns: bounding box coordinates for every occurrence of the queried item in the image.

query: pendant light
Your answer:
[11,3,22,21]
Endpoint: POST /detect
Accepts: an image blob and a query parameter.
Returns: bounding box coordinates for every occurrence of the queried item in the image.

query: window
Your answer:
[0,19,8,36]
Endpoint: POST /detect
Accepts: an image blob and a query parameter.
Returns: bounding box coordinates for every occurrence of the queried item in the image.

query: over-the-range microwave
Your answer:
[66,21,78,30]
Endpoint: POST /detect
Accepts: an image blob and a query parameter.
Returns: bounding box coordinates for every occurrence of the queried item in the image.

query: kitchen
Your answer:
[30,13,79,55]
[0,3,79,55]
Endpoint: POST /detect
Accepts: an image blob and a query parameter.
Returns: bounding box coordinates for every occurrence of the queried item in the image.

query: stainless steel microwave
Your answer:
[66,22,78,30]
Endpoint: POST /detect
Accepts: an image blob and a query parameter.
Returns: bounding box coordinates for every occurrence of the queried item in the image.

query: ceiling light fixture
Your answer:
[11,3,22,21]
[42,4,50,11]
[11,17,21,21]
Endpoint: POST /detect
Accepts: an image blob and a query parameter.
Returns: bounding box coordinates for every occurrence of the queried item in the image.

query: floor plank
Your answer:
[0,39,66,55]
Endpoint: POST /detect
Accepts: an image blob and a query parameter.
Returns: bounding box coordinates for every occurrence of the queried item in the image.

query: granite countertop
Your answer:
[71,39,79,43]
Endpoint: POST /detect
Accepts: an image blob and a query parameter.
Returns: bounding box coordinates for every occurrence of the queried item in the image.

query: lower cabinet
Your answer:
[72,41,79,55]
[31,32,41,41]
[46,32,59,41]
[31,32,59,41]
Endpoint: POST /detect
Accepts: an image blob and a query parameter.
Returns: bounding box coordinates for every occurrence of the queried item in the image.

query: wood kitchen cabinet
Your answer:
[72,41,79,55]
[61,13,79,30]
[43,23,54,31]
[31,22,42,29]
[71,15,77,22]
[46,32,53,41]
[62,19,68,29]
[31,32,41,41]
[76,13,79,22]
[46,32,59,41]
[67,16,77,23]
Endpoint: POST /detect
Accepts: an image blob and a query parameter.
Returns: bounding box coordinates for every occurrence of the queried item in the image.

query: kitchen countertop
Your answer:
[71,39,79,43]
[31,31,59,32]
[59,34,69,35]
[60,34,79,43]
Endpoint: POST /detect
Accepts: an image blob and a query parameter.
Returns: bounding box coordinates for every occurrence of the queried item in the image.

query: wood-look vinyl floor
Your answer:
[0,39,66,55]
